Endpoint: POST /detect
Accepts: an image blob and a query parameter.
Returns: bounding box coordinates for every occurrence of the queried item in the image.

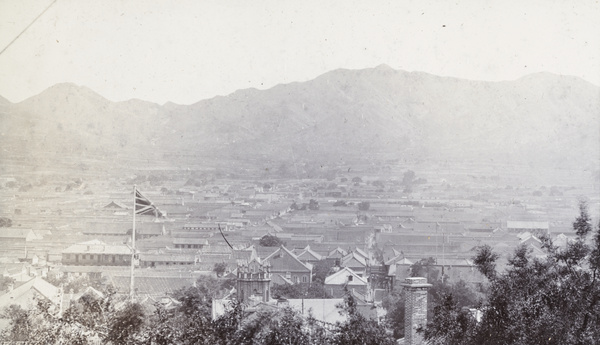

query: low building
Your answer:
[507,221,549,234]
[0,228,37,244]
[173,238,208,249]
[61,240,131,266]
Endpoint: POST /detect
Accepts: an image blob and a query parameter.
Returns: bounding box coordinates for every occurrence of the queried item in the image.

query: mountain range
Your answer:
[1,65,599,174]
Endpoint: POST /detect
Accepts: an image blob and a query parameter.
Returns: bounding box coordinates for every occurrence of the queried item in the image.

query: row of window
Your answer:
[64,254,128,262]
[174,244,203,249]
[284,272,309,283]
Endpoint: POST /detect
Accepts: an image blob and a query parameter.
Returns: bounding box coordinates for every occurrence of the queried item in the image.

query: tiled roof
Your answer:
[62,240,131,255]
[324,267,367,285]
[264,246,311,273]
[0,228,33,239]
[108,276,195,295]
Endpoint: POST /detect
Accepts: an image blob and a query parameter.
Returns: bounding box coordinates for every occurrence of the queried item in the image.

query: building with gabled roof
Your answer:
[295,245,323,264]
[103,201,127,209]
[326,247,348,266]
[264,246,312,285]
[340,251,368,276]
[0,276,61,311]
[0,228,37,242]
[324,267,368,298]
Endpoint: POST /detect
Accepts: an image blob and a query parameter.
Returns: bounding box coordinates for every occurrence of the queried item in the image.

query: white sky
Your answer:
[0,0,598,105]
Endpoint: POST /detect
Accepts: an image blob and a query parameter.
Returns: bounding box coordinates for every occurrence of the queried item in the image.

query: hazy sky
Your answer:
[0,0,598,105]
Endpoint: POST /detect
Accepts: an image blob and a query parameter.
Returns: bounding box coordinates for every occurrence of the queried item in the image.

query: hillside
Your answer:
[1,66,598,174]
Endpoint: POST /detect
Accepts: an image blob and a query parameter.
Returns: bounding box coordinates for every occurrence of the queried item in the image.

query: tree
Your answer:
[312,260,335,283]
[259,234,284,247]
[424,202,600,344]
[331,292,396,345]
[213,262,228,277]
[271,283,331,300]
[358,201,370,211]
[251,307,311,345]
[0,305,30,342]
[0,276,15,292]
[383,289,405,338]
[0,217,12,227]
[105,302,145,345]
[411,257,439,282]
[402,170,416,185]
[308,199,319,211]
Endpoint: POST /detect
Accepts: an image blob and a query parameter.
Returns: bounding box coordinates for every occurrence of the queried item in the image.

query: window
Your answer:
[348,275,353,281]
[286,271,291,279]
[302,275,308,283]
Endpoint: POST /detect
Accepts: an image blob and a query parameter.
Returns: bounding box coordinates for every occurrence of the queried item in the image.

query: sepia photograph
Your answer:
[0,0,599,344]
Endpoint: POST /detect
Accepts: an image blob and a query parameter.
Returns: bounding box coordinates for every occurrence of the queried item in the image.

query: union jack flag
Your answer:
[135,189,163,217]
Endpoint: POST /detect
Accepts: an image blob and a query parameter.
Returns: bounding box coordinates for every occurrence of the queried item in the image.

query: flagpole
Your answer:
[130,185,136,302]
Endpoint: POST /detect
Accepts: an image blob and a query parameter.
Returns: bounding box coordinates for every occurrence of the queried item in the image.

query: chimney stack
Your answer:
[401,277,432,345]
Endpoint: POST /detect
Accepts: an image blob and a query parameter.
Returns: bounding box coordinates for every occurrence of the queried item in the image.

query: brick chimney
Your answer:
[401,277,432,345]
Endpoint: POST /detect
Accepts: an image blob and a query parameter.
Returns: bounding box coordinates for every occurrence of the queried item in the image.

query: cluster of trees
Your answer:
[1,279,395,345]
[259,234,284,247]
[0,216,12,227]
[424,202,600,344]
[290,199,319,211]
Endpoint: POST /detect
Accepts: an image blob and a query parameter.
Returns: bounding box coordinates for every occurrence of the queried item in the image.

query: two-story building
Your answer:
[264,246,312,285]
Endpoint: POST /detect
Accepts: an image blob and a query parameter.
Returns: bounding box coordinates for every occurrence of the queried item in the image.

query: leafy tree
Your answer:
[0,305,30,342]
[331,292,396,345]
[312,260,335,283]
[372,180,385,188]
[424,202,600,344]
[251,307,311,345]
[382,289,405,338]
[411,257,439,282]
[333,200,347,207]
[402,170,416,185]
[0,275,15,291]
[105,302,145,345]
[358,201,370,211]
[271,283,331,299]
[308,199,319,211]
[351,177,363,183]
[423,294,477,345]
[1,299,92,344]
[213,262,228,277]
[172,276,225,317]
[259,234,284,247]
[0,217,12,227]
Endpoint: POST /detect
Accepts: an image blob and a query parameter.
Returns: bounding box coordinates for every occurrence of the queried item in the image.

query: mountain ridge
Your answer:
[1,66,599,174]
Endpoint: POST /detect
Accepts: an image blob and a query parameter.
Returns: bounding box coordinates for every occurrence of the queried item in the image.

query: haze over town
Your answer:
[0,1,599,344]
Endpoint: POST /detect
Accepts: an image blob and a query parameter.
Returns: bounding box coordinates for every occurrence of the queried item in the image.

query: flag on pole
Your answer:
[135,189,163,217]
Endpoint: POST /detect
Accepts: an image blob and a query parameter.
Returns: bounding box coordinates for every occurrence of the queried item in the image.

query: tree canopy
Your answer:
[424,202,600,345]
[259,234,284,247]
